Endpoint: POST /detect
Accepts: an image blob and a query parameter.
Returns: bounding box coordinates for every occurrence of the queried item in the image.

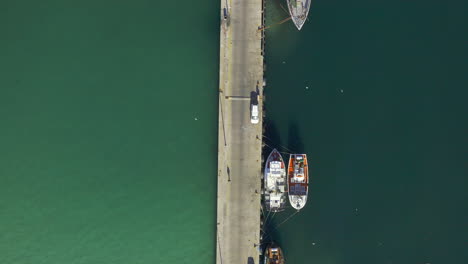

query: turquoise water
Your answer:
[1,0,467,263]
[0,1,218,263]
[264,0,467,263]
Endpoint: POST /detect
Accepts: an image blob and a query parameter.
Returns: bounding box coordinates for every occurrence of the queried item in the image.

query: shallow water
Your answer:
[0,1,219,263]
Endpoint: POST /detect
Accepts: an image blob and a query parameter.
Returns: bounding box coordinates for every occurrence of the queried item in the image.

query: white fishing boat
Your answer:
[264,149,287,212]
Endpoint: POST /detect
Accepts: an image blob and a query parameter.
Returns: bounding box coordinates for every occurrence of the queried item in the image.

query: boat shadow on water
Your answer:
[287,122,304,154]
[262,118,282,169]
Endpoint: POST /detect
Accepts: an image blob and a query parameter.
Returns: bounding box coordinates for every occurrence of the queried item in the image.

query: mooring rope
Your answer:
[265,211,277,228]
[273,210,299,230]
[263,211,276,226]
[262,135,295,154]
[263,208,272,229]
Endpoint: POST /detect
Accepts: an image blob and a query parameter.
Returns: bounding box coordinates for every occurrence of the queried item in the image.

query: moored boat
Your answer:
[286,0,311,30]
[264,149,287,212]
[287,154,308,210]
[264,244,285,264]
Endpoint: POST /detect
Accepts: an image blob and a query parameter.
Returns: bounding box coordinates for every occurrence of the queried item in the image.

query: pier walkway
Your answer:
[216,0,264,264]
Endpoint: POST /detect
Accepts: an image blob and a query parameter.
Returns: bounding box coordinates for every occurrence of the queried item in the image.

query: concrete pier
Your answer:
[216,0,264,263]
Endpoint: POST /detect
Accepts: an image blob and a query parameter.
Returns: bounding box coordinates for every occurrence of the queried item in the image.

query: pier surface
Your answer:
[216,0,264,264]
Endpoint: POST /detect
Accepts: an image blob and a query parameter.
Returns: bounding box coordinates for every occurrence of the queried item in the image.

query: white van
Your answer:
[250,103,259,124]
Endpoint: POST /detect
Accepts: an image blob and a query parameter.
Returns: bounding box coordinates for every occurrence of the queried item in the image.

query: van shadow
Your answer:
[250,91,259,105]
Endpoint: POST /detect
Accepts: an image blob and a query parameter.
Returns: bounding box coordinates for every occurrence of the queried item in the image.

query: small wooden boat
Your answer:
[264,244,285,264]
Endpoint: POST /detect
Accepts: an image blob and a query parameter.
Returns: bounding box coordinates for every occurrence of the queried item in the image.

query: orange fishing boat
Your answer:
[287,154,308,210]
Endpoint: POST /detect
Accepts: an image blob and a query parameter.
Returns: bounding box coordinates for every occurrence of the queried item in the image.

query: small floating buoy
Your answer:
[305,86,309,90]
[282,61,286,64]
[340,89,344,93]
[194,117,198,121]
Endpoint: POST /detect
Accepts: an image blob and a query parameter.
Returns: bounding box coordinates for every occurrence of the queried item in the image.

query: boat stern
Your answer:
[289,195,307,210]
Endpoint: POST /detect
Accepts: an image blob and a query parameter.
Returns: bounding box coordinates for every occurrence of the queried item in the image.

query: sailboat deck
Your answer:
[287,0,311,29]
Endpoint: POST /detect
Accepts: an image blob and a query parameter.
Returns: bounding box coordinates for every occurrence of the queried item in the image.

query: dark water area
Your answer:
[0,1,219,263]
[264,0,467,263]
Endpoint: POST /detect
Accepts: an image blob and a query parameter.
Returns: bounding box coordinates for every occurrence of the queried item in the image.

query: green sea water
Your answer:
[264,0,467,263]
[1,0,467,263]
[0,1,218,263]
